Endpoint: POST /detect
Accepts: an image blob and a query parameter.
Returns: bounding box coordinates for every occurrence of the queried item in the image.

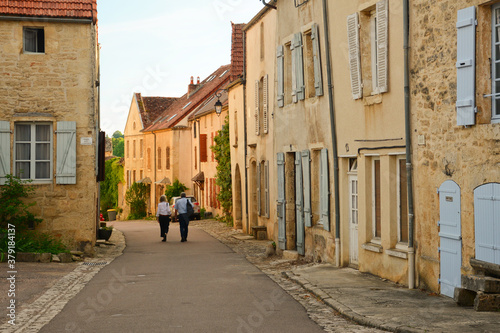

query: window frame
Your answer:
[23,27,45,54]
[370,10,380,95]
[396,157,409,247]
[371,157,382,243]
[14,122,53,183]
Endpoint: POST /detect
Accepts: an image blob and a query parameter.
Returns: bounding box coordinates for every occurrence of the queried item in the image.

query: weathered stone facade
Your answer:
[0,17,100,253]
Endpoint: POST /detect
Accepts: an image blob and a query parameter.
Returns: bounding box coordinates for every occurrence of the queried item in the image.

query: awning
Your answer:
[136,177,152,184]
[155,177,171,185]
[191,172,204,182]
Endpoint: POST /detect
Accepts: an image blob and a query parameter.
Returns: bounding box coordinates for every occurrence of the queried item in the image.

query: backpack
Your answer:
[186,199,194,218]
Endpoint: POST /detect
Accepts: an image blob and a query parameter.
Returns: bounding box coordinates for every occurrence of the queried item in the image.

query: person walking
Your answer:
[174,192,193,242]
[156,195,171,242]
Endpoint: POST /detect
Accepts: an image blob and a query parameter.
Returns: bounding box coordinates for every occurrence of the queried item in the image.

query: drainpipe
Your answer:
[322,0,341,267]
[404,0,416,289]
[243,30,249,233]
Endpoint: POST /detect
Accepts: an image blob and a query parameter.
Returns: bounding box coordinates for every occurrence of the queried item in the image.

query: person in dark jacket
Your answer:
[156,195,171,242]
[174,192,192,242]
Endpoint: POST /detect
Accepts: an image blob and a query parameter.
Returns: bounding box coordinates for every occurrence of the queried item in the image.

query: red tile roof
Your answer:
[0,0,97,23]
[190,90,228,120]
[144,64,231,132]
[135,93,179,130]
[231,22,245,82]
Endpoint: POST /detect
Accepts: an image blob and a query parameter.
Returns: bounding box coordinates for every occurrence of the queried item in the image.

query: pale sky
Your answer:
[98,0,265,136]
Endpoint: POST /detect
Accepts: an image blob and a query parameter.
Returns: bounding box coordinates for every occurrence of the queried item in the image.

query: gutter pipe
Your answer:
[404,0,416,289]
[322,0,341,267]
[242,29,249,233]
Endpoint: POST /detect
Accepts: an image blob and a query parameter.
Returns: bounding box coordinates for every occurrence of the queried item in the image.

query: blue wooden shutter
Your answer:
[301,150,312,227]
[265,160,270,218]
[456,6,476,126]
[296,152,305,255]
[263,74,269,134]
[320,149,330,231]
[257,162,261,216]
[0,121,11,185]
[291,36,298,103]
[474,183,500,265]
[277,45,285,108]
[311,23,324,97]
[376,0,389,93]
[56,121,77,184]
[277,153,286,249]
[295,33,305,101]
[347,13,363,100]
[255,80,260,136]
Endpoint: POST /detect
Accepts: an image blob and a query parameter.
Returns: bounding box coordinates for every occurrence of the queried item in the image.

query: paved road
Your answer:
[40,222,325,332]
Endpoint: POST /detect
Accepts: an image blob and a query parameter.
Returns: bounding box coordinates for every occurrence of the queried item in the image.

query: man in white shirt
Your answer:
[174,192,192,242]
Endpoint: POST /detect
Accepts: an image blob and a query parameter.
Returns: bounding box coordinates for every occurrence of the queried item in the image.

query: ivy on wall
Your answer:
[100,157,124,215]
[211,115,232,224]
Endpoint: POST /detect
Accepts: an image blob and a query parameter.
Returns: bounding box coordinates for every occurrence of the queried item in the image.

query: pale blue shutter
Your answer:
[255,80,260,135]
[376,0,388,93]
[296,152,305,255]
[56,121,76,184]
[311,23,324,97]
[263,74,269,134]
[265,160,270,218]
[301,150,312,227]
[0,121,11,185]
[277,45,285,108]
[474,183,500,264]
[347,13,363,100]
[257,162,261,216]
[456,6,476,126]
[291,36,298,103]
[295,33,305,101]
[320,149,330,231]
[277,153,286,249]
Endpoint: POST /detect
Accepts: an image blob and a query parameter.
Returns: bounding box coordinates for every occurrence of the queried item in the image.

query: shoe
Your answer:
[162,237,166,242]
[181,238,186,242]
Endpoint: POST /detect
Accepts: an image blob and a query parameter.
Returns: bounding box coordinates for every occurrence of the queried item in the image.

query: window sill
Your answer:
[385,248,408,260]
[362,242,383,253]
[363,94,382,106]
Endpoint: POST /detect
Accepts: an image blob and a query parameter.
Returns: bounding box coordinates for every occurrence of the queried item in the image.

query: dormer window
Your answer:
[24,27,45,53]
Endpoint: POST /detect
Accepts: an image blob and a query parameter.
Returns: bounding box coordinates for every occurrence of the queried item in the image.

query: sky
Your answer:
[98,0,265,136]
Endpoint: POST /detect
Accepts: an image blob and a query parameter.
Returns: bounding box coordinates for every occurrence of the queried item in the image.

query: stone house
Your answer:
[0,0,101,253]
[123,66,231,216]
[410,0,500,297]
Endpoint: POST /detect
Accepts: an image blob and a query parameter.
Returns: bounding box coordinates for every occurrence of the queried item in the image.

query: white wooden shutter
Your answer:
[295,32,305,101]
[263,74,269,134]
[376,0,389,93]
[320,149,330,231]
[257,162,261,216]
[311,23,324,97]
[277,45,285,108]
[277,153,286,249]
[56,121,77,184]
[0,121,11,185]
[291,36,298,103]
[301,150,312,227]
[295,152,305,255]
[255,80,260,135]
[456,6,476,126]
[347,13,363,100]
[265,160,269,218]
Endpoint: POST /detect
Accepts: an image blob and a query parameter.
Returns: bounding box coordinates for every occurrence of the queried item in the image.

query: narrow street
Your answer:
[39,222,328,332]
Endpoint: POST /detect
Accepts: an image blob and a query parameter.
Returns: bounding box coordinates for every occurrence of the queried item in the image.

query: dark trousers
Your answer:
[178,213,189,240]
[159,215,170,237]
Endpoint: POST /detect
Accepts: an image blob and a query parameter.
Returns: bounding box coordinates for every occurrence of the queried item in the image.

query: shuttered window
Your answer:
[255,80,260,135]
[0,121,11,185]
[277,153,286,249]
[320,149,330,231]
[301,150,312,227]
[311,23,324,97]
[376,0,388,93]
[55,121,76,184]
[200,134,207,162]
[263,74,269,134]
[265,160,270,218]
[373,159,381,238]
[292,33,305,102]
[347,13,362,99]
[166,147,171,170]
[277,45,285,107]
[157,148,162,170]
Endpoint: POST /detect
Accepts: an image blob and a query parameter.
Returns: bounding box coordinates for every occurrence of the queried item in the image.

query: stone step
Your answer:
[462,274,500,293]
[470,258,500,278]
[474,292,500,312]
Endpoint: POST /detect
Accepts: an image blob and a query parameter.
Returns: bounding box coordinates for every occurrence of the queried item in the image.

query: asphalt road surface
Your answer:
[40,221,325,332]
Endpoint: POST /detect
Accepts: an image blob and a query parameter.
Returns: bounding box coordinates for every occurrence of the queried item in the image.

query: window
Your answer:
[23,27,44,53]
[305,31,316,98]
[127,170,131,188]
[194,146,197,170]
[370,11,379,92]
[140,139,143,158]
[398,158,409,243]
[133,170,136,184]
[147,148,151,169]
[234,111,238,145]
[157,148,162,170]
[200,134,207,162]
[166,147,170,170]
[372,159,381,239]
[14,123,52,180]
[260,22,265,60]
[126,140,130,158]
[285,42,293,105]
[140,170,143,180]
[291,33,305,102]
[193,122,197,138]
[492,4,500,122]
[133,140,136,158]
[211,133,214,162]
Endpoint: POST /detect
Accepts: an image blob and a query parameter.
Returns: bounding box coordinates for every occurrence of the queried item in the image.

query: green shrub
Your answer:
[100,157,124,215]
[125,182,148,220]
[164,179,188,202]
[0,229,69,255]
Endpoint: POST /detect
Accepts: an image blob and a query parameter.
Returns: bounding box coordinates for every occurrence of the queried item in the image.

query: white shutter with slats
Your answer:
[277,153,286,249]
[255,80,260,135]
[56,121,77,184]
[295,32,305,101]
[376,0,389,93]
[347,13,363,100]
[456,6,476,126]
[296,152,305,255]
[291,35,298,103]
[320,149,330,231]
[263,74,269,134]
[257,162,261,216]
[265,160,269,218]
[301,150,312,227]
[311,23,324,97]
[277,45,285,108]
[0,121,11,185]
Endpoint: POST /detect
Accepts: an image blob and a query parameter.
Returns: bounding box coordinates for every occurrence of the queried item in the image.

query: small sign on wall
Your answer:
[80,137,93,145]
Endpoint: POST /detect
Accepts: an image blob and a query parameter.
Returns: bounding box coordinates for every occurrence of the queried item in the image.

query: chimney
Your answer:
[197,76,200,84]
[188,76,200,97]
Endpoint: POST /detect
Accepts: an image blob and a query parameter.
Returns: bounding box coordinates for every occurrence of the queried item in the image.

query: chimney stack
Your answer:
[197,76,200,84]
[188,76,200,97]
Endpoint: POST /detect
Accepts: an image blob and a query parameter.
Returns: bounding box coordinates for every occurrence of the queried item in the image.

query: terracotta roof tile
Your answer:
[231,22,245,82]
[0,0,97,23]
[135,93,179,129]
[144,64,231,132]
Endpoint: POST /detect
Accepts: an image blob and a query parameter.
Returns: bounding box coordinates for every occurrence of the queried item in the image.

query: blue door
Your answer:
[438,180,462,298]
[474,183,500,265]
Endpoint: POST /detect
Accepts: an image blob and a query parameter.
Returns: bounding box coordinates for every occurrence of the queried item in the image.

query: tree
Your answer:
[164,179,188,202]
[112,137,124,157]
[100,157,124,214]
[112,130,124,139]
[125,182,149,220]
[211,115,232,224]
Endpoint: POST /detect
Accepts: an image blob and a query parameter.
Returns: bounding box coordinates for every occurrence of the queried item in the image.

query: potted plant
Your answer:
[98,226,113,241]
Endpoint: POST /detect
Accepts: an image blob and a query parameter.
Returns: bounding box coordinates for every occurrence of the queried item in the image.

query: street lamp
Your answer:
[214,89,226,117]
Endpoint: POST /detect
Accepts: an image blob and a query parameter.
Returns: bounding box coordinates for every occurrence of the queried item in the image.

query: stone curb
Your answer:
[282,271,424,333]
